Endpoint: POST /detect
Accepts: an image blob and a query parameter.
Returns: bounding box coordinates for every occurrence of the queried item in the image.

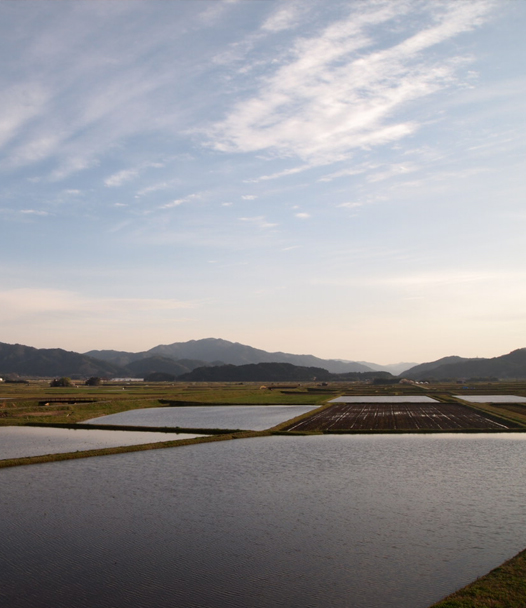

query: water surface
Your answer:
[1,434,526,608]
[86,404,317,430]
[454,394,526,403]
[0,426,204,460]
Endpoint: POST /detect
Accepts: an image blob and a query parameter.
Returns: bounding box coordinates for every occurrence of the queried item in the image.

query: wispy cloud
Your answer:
[318,165,370,182]
[197,0,241,27]
[246,163,319,183]
[107,162,168,189]
[239,215,277,229]
[0,84,51,150]
[159,192,202,210]
[312,270,526,290]
[0,288,196,323]
[0,6,195,179]
[20,209,49,216]
[337,202,363,209]
[262,3,303,33]
[135,179,179,198]
[367,162,419,183]
[105,168,139,187]
[206,1,494,164]
[371,270,521,288]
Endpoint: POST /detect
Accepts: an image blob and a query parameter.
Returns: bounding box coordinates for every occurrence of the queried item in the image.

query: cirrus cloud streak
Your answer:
[206,1,494,164]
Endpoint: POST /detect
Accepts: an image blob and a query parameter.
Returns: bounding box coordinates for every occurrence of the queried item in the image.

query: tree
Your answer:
[50,377,73,387]
[85,377,102,386]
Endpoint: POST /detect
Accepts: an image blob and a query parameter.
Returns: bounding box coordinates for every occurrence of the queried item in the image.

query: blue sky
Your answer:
[0,0,525,364]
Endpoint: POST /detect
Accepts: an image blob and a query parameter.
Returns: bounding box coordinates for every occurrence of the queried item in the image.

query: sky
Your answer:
[0,0,525,364]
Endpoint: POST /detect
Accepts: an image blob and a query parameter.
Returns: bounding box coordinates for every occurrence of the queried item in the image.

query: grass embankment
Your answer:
[0,429,270,469]
[0,381,332,426]
[430,549,526,608]
[2,380,526,467]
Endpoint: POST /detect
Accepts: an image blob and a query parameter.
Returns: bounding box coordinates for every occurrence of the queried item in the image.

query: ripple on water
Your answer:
[1,434,526,608]
[0,426,205,460]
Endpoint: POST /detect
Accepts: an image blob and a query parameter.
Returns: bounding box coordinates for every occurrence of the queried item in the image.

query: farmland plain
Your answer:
[2,379,526,607]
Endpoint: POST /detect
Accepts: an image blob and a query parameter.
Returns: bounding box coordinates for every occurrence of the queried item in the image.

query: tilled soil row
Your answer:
[284,402,516,431]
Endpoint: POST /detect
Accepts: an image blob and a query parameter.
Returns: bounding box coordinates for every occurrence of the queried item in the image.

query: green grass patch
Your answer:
[430,549,526,607]
[0,382,333,426]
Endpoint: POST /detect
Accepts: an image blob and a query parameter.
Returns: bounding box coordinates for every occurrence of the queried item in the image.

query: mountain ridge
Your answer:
[402,349,526,380]
[1,338,525,380]
[0,342,125,378]
[86,338,373,374]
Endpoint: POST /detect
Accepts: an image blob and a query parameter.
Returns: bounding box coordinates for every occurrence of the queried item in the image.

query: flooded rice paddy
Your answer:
[2,434,526,608]
[454,394,526,403]
[85,404,317,430]
[0,426,205,460]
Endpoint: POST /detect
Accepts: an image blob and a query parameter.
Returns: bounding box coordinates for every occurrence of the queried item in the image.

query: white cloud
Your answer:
[318,165,370,182]
[262,3,303,33]
[136,180,178,197]
[0,7,191,179]
[197,0,241,26]
[337,202,363,209]
[281,245,301,251]
[161,199,185,210]
[295,212,311,219]
[241,195,257,200]
[239,215,277,229]
[0,288,195,323]
[0,83,51,150]
[206,1,494,164]
[20,209,49,216]
[159,192,201,210]
[246,163,319,183]
[104,168,139,187]
[367,162,419,183]
[313,270,526,290]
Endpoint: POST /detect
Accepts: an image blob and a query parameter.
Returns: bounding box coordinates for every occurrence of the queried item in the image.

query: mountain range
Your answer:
[0,338,375,379]
[0,338,524,381]
[0,342,123,378]
[85,338,374,374]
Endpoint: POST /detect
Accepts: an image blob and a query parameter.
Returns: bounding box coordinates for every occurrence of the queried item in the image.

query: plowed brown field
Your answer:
[284,402,516,432]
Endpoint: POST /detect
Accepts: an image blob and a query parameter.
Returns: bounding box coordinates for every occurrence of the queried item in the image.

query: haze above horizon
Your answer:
[1,0,524,365]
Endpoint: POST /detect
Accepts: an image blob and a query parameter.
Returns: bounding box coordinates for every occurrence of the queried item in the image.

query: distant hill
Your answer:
[402,349,526,380]
[178,362,395,383]
[402,356,474,379]
[125,356,216,377]
[0,342,125,378]
[87,338,372,374]
[178,362,333,382]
